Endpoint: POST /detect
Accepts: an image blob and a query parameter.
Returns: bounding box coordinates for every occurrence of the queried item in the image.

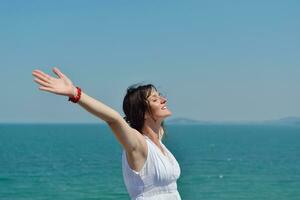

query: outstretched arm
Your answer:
[32,67,144,153]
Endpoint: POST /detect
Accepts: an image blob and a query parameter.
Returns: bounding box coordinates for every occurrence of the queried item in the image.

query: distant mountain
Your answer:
[165,117,211,125]
[264,116,300,125]
[165,116,300,125]
[277,117,300,124]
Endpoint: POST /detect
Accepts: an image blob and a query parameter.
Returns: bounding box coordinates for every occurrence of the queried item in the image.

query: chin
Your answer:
[157,110,172,121]
[163,111,172,119]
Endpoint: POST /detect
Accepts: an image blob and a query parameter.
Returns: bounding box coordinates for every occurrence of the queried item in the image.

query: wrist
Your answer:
[68,86,82,103]
[69,86,78,98]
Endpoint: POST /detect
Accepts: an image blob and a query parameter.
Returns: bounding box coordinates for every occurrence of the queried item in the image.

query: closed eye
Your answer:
[149,92,166,102]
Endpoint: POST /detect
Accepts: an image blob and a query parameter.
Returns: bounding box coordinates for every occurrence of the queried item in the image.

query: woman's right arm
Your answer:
[32,67,144,153]
[77,91,144,153]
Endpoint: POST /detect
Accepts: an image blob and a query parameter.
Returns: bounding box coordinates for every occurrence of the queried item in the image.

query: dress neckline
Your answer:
[144,135,168,158]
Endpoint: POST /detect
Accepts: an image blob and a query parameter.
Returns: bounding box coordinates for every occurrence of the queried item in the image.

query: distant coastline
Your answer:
[165,116,300,125]
[262,116,300,125]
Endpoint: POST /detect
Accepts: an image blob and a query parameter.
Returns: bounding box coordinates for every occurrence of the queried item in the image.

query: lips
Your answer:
[161,106,167,110]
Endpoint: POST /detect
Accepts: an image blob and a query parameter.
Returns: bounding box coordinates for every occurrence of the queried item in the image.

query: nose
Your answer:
[160,96,167,104]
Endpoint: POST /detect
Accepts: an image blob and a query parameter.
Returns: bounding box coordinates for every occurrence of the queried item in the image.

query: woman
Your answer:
[32,67,181,199]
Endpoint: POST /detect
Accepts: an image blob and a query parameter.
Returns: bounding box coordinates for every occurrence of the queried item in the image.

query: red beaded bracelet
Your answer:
[68,86,82,103]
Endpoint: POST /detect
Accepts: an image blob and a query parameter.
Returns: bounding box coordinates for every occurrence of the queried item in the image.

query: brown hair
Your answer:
[122,83,156,132]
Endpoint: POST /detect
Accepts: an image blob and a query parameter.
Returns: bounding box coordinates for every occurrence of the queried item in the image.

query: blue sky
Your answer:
[0,0,299,123]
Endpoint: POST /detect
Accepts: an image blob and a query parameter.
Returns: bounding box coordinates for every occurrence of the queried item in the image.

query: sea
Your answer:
[0,123,299,200]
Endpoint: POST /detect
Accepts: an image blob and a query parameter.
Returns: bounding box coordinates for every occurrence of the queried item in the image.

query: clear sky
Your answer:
[1,0,299,123]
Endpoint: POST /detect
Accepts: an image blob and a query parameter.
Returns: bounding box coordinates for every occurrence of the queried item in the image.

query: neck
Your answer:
[141,119,163,142]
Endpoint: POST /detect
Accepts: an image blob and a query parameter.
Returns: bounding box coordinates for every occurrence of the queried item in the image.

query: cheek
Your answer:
[150,104,161,113]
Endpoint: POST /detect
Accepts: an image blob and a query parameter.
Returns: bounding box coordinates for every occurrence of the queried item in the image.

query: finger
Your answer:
[52,67,65,79]
[39,86,56,93]
[33,70,52,81]
[34,78,52,87]
[32,72,51,83]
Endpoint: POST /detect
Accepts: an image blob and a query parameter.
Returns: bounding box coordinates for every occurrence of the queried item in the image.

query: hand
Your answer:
[32,67,76,97]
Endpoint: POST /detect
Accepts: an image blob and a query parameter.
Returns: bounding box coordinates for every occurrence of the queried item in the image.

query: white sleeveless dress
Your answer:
[122,136,181,200]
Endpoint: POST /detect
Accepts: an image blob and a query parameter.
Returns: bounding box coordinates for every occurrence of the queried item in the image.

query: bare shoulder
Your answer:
[125,130,148,172]
[128,129,148,157]
[130,130,148,156]
[108,118,147,156]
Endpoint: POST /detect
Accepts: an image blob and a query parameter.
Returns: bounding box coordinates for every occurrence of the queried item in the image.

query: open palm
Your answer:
[32,67,75,97]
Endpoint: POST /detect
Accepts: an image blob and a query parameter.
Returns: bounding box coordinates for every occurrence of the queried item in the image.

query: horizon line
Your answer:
[1,116,299,125]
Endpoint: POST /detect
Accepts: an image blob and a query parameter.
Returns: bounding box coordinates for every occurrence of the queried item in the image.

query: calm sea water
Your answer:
[0,124,300,200]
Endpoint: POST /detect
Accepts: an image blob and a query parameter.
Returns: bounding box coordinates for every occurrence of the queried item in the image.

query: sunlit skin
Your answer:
[32,67,77,98]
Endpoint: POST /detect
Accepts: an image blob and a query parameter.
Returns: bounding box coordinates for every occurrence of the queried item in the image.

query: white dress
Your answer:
[122,135,181,200]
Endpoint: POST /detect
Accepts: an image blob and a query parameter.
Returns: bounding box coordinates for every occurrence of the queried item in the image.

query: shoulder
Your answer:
[125,132,149,172]
[134,132,148,157]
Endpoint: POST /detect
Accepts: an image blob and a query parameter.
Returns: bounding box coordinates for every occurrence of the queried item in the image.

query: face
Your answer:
[146,89,172,121]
